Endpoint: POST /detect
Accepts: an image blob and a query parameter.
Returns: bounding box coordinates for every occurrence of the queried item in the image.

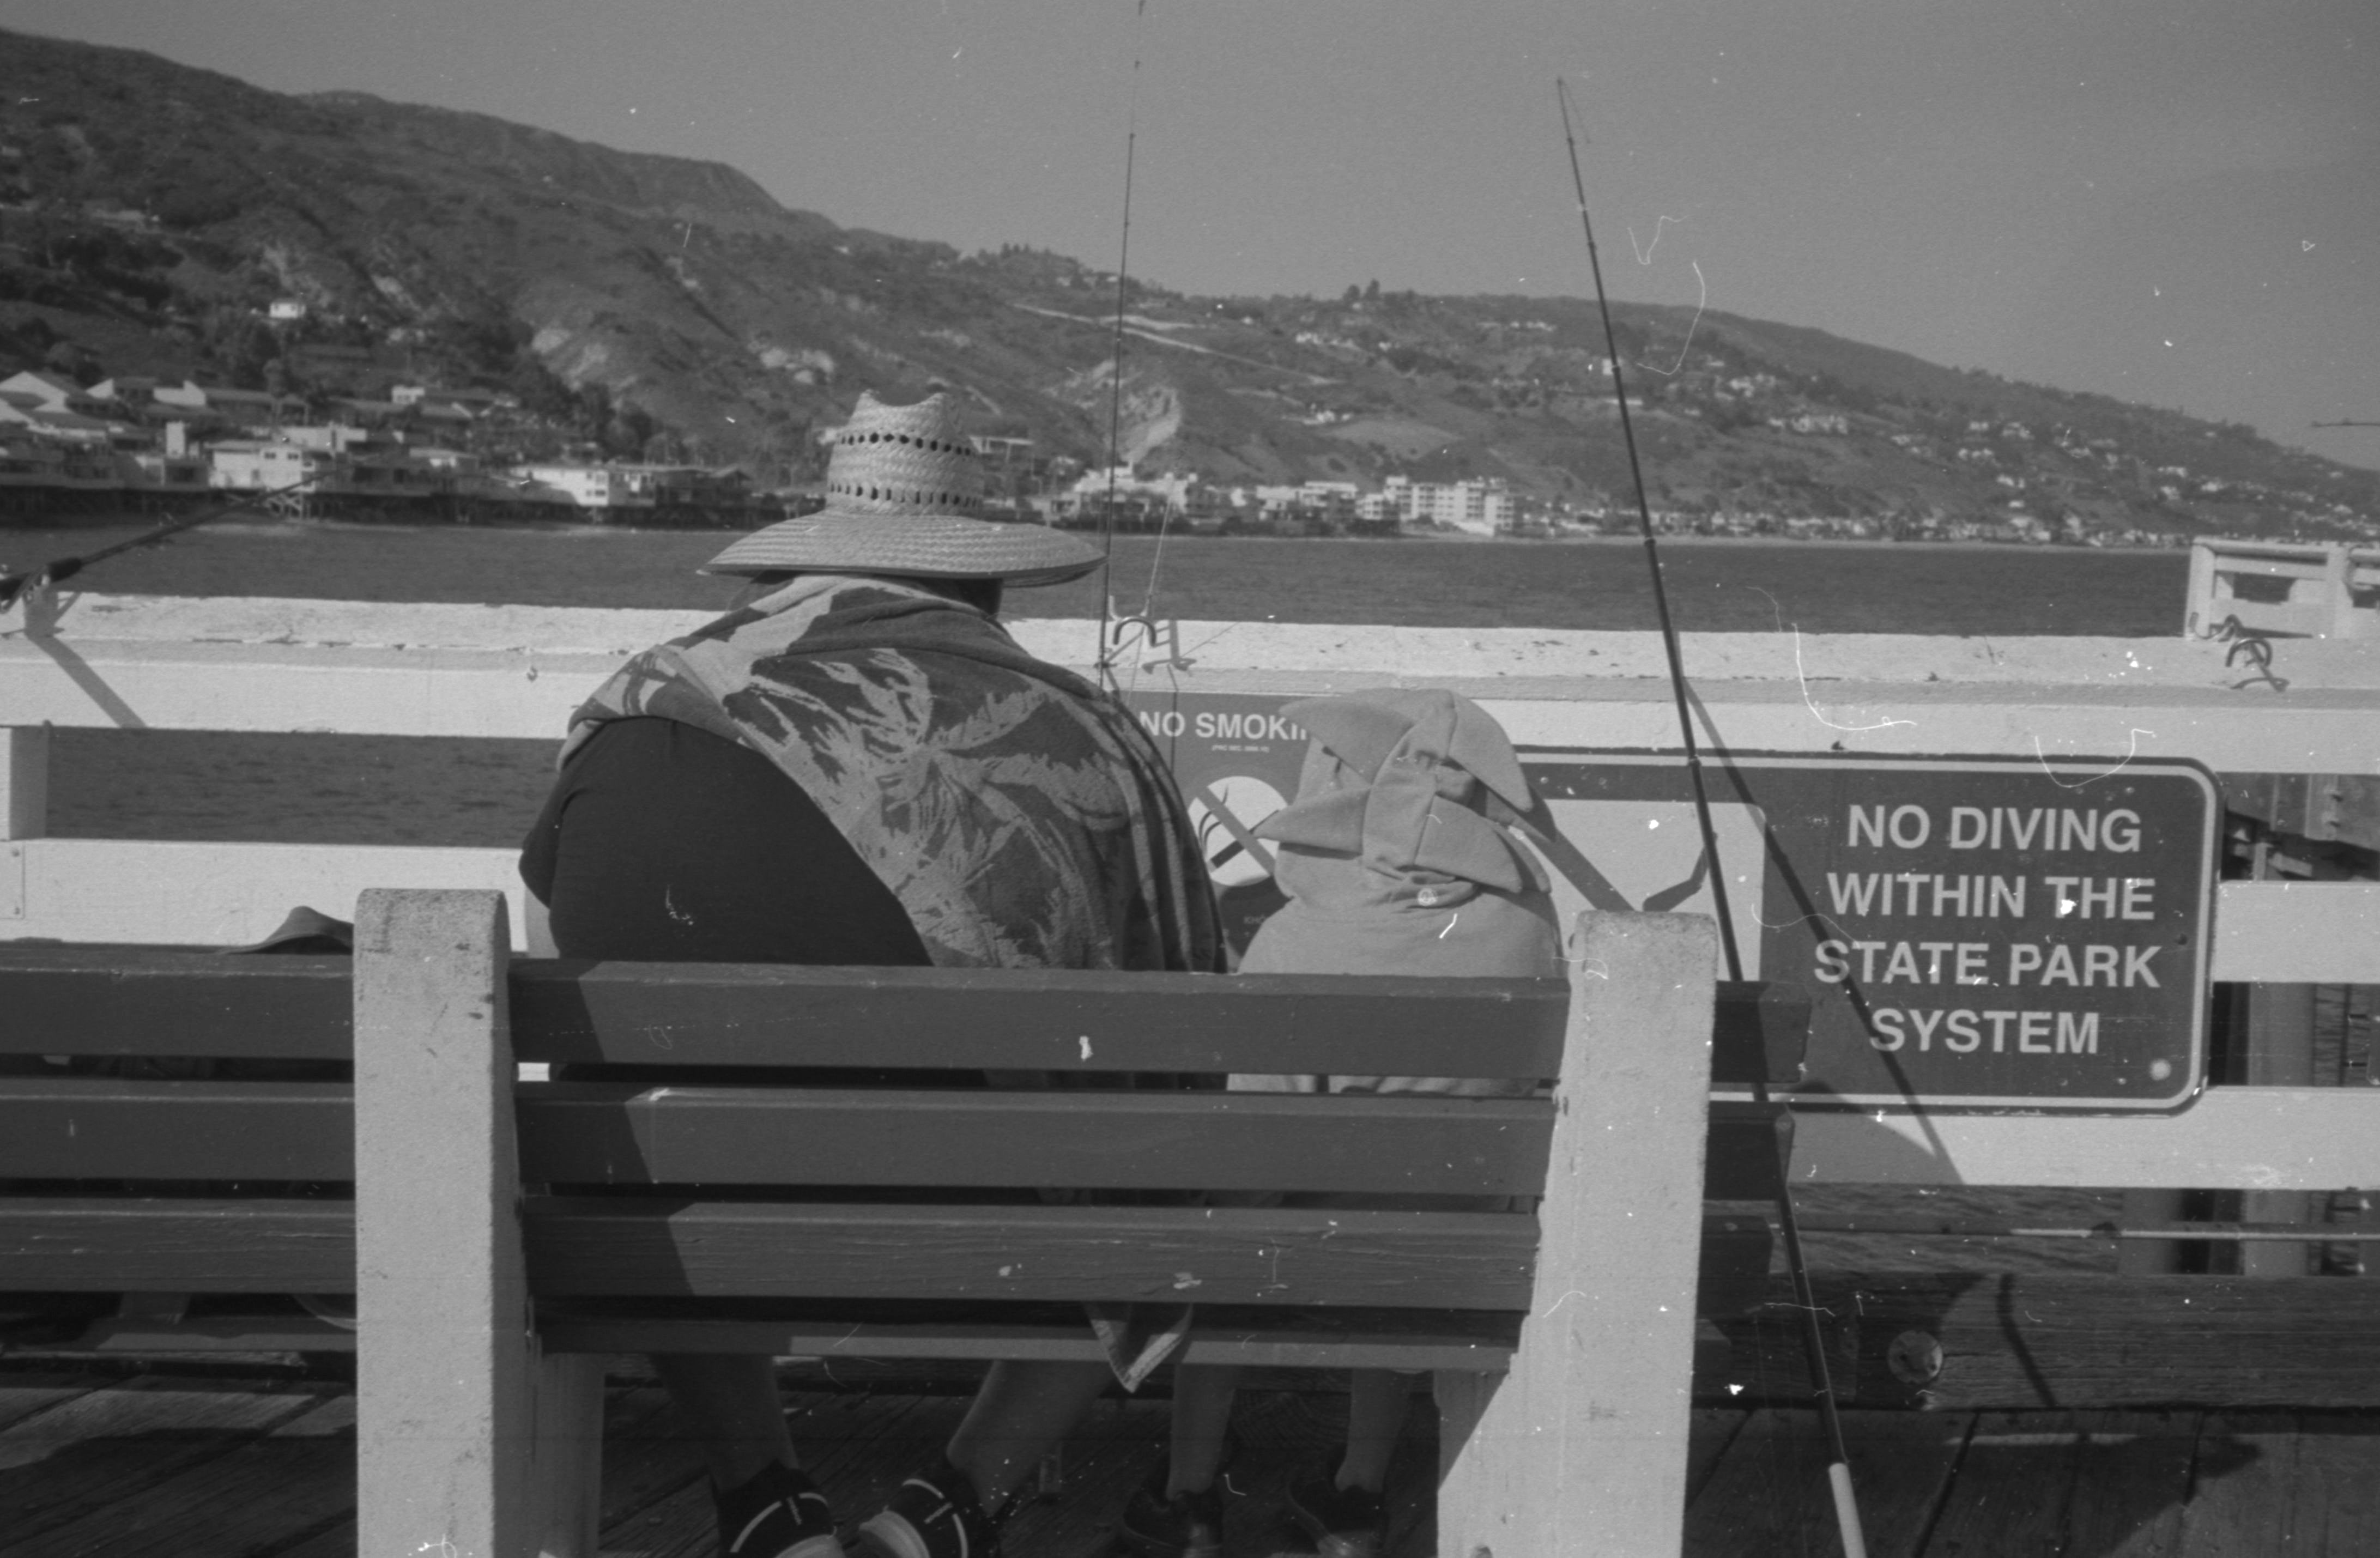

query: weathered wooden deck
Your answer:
[4,1359,2375,1557]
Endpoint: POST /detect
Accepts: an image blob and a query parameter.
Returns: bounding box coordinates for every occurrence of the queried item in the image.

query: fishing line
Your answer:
[1092,0,1150,694]
[1133,476,1182,674]
[0,476,332,612]
[1557,77,1869,1558]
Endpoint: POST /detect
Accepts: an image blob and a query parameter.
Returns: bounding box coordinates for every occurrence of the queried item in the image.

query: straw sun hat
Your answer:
[704,391,1101,586]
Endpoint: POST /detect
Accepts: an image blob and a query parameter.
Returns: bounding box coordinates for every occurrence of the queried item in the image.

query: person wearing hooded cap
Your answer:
[520,392,1224,1558]
[1119,690,1561,1558]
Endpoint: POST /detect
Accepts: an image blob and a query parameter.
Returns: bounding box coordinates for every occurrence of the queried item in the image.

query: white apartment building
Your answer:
[1382,475,1513,536]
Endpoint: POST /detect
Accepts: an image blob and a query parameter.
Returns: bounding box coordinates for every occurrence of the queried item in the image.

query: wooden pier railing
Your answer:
[2185,537,2380,642]
[5,586,2379,1553]
[4,589,2376,1211]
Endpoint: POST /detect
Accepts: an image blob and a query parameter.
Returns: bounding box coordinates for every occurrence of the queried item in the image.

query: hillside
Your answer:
[3,27,2374,540]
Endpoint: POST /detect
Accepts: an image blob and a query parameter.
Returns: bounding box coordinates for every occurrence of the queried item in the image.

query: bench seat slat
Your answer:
[0,1080,353,1180]
[517,1086,1551,1196]
[524,1199,1539,1310]
[536,1311,1523,1371]
[0,1198,353,1290]
[0,947,352,1060]
[59,1315,360,1353]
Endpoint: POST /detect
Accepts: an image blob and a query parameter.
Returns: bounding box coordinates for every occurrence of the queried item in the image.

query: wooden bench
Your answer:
[361,890,1809,1558]
[0,941,358,1353]
[0,892,1808,1557]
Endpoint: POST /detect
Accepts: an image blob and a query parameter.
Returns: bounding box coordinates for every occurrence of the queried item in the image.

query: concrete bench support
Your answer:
[1437,911,1719,1558]
[354,888,600,1558]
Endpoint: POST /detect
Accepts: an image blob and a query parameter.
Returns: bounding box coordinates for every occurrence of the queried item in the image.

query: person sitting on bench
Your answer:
[520,391,1224,1558]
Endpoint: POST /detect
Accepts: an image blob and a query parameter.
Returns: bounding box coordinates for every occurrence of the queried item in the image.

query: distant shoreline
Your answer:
[0,518,2196,633]
[0,511,2229,558]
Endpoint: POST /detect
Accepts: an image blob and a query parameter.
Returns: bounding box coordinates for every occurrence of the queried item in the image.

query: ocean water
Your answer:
[1,520,2193,634]
[11,520,2199,1275]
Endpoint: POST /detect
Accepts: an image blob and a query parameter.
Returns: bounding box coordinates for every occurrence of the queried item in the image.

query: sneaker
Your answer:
[1115,1457,1225,1558]
[853,1459,1004,1558]
[714,1462,847,1558]
[1284,1463,1384,1558]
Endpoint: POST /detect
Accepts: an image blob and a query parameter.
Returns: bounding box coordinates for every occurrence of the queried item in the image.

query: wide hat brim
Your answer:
[703,510,1103,587]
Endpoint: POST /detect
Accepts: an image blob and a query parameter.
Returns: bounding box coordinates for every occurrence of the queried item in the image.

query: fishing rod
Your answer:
[0,477,329,613]
[1556,78,1870,1558]
[1091,0,1149,694]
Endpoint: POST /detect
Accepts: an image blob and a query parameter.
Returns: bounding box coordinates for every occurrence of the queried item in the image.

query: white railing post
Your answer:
[2238,979,2318,1275]
[2322,544,2357,639]
[354,888,601,1558]
[1437,911,1718,1558]
[2,724,49,841]
[1,725,45,923]
[2184,541,2220,638]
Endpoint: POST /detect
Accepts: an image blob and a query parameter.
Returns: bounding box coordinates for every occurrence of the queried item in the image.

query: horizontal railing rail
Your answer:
[7,833,2370,976]
[5,592,2377,750]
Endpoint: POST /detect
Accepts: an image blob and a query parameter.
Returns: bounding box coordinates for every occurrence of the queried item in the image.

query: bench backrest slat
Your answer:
[0,948,352,1061]
[0,950,1807,1086]
[0,1078,353,1180]
[524,1199,1541,1310]
[518,1085,1551,1197]
[514,963,1802,1084]
[512,962,1570,1078]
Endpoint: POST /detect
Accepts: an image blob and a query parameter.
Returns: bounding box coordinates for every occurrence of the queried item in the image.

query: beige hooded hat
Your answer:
[1239,688,1561,981]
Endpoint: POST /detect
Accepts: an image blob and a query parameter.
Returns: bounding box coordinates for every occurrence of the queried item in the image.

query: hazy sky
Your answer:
[8,1,2375,468]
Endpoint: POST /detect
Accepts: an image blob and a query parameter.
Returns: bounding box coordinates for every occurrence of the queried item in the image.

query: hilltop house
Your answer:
[209,440,336,492]
[390,385,516,416]
[153,381,296,432]
[0,435,117,488]
[0,390,117,447]
[88,377,164,407]
[1239,481,1360,526]
[1062,466,1207,518]
[0,371,108,419]
[506,462,651,509]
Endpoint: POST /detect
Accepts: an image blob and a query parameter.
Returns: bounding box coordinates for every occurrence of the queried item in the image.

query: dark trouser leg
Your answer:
[946,1358,1113,1508]
[655,1351,798,1490]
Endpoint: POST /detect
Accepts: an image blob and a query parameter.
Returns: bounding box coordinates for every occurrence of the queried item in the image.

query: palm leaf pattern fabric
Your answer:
[563,574,1222,975]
